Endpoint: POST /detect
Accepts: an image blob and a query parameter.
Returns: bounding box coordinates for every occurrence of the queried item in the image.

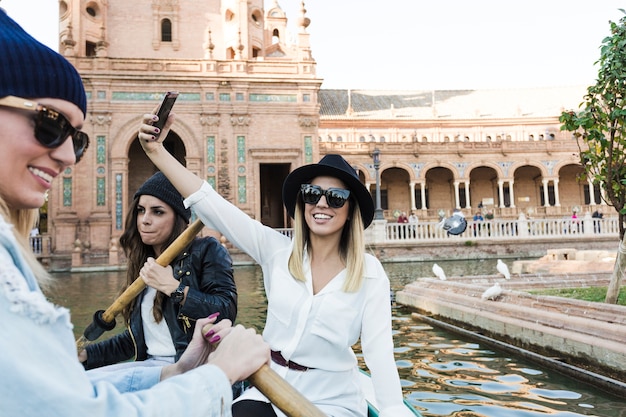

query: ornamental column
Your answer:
[554,178,561,207]
[542,179,550,207]
[509,180,516,208]
[498,180,505,208]
[454,181,461,208]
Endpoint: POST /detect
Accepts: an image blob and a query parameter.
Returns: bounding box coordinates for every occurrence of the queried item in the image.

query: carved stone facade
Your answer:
[49,0,320,266]
[45,1,596,267]
[317,88,602,223]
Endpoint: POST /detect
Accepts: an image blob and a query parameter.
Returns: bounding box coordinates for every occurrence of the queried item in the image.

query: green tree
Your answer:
[560,10,626,304]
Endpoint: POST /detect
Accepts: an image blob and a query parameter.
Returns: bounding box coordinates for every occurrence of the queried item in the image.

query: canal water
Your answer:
[47,259,624,416]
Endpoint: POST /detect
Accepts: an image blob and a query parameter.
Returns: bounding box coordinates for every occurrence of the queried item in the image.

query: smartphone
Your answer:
[153,91,179,133]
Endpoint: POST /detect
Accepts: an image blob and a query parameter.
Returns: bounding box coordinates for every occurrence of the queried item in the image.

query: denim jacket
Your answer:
[0,215,232,417]
[84,236,237,369]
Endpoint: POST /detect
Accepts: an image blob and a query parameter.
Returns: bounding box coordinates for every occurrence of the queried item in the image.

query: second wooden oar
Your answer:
[201,322,326,417]
[248,364,326,417]
[76,218,205,351]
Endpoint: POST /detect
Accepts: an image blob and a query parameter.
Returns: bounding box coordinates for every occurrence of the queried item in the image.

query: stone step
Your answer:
[397,274,626,380]
[401,283,626,341]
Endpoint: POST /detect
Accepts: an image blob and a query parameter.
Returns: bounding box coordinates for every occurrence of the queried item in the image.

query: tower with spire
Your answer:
[47,1,321,266]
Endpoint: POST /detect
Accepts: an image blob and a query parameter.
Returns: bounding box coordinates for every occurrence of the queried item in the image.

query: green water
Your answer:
[48,260,624,416]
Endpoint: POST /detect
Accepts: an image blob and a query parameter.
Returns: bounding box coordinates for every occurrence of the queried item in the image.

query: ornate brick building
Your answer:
[47,0,321,266]
[42,1,598,267]
[317,87,601,223]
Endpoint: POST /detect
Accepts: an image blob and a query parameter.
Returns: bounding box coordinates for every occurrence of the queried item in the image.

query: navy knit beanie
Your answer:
[134,172,191,222]
[0,10,87,115]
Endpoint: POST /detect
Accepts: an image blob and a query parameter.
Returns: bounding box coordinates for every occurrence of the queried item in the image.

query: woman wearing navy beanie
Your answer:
[0,9,269,417]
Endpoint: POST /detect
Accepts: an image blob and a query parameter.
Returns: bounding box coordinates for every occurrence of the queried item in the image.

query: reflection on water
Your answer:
[47,260,623,417]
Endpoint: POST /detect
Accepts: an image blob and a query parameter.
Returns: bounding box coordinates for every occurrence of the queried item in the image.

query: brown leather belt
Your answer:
[271,350,310,372]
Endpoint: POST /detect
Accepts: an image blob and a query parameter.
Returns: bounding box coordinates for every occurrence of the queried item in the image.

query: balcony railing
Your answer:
[274,216,618,244]
[385,217,618,242]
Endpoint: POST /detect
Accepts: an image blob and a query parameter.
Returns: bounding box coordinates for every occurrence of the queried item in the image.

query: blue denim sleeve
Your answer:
[87,366,162,392]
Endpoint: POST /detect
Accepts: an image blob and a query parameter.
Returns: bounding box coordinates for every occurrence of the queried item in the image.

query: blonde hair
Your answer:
[0,200,51,288]
[287,197,366,292]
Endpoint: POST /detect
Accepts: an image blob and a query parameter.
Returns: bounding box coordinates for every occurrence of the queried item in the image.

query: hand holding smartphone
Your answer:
[153,91,179,135]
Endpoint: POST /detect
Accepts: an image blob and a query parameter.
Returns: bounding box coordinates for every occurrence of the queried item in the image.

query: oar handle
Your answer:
[76,219,205,350]
[103,218,205,322]
[201,323,325,417]
[248,364,326,417]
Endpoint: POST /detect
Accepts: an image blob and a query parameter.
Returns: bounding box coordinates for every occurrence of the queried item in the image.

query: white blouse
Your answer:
[185,182,414,417]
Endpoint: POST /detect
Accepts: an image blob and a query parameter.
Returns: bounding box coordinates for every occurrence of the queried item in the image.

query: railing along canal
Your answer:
[385,216,618,242]
[30,216,617,261]
[275,216,618,244]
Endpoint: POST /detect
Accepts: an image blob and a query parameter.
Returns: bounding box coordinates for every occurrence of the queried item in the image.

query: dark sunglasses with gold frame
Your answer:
[0,95,89,162]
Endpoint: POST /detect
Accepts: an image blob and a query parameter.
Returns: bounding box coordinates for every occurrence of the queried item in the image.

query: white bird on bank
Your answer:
[432,263,446,280]
[482,282,502,300]
[497,259,511,280]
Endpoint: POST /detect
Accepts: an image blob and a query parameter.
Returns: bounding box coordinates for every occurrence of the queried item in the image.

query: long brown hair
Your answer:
[118,195,188,324]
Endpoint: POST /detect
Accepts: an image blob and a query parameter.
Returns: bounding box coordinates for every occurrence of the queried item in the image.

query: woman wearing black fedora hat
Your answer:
[138,113,414,417]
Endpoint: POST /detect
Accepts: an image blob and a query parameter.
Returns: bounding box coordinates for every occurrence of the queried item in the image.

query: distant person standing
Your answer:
[408,212,418,238]
[592,210,603,233]
[397,212,408,239]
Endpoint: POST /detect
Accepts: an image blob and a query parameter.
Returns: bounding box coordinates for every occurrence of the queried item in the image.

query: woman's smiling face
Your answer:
[304,176,350,238]
[0,98,83,210]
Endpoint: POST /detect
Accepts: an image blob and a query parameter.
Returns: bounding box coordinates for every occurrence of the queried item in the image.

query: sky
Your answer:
[2,0,625,90]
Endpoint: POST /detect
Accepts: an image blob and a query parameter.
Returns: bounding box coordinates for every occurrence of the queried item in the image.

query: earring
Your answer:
[44,191,49,202]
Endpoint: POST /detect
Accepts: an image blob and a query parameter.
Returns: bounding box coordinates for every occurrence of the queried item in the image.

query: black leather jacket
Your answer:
[84,236,237,369]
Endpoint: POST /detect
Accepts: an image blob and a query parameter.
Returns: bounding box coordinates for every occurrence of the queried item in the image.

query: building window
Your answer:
[161,19,172,42]
[86,41,97,57]
[63,177,72,206]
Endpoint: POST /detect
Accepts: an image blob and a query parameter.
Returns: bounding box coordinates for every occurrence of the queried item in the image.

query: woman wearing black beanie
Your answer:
[0,10,268,417]
[79,172,238,382]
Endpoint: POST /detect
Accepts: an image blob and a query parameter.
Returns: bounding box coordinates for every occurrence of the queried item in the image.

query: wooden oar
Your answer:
[78,217,326,417]
[76,218,205,351]
[247,364,326,417]
[202,322,326,417]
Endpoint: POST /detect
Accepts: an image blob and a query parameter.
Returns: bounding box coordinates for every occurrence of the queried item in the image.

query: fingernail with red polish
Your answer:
[154,128,160,133]
[204,329,215,338]
[208,312,220,319]
[209,335,221,343]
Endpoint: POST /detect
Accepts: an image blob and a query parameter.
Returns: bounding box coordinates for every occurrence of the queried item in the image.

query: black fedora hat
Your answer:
[282,154,375,228]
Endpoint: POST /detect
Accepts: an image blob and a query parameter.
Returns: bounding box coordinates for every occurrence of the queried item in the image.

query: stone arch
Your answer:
[421,161,462,179]
[513,164,545,209]
[510,161,548,179]
[110,115,201,227]
[558,163,586,208]
[111,114,200,159]
[468,165,499,208]
[382,166,412,217]
[424,166,456,211]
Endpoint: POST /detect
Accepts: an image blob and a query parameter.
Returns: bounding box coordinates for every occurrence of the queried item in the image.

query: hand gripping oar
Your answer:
[76,219,205,351]
[201,323,326,417]
[247,365,326,417]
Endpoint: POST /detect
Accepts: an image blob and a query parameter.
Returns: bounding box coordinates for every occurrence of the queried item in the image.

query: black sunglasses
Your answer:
[300,184,351,209]
[0,96,89,162]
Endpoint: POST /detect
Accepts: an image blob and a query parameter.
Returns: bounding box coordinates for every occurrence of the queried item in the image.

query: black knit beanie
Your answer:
[134,172,191,222]
[0,10,87,115]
